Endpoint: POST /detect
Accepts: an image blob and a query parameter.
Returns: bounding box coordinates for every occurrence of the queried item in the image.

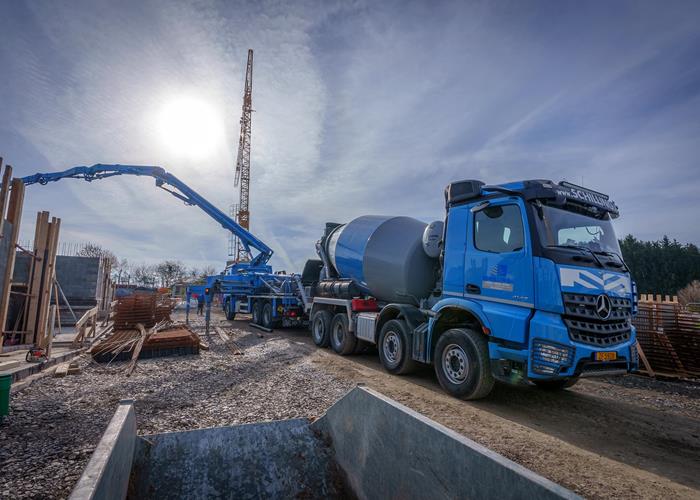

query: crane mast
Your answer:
[232,49,253,262]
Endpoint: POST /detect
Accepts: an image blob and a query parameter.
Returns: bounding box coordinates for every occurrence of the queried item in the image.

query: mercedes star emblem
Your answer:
[595,294,612,320]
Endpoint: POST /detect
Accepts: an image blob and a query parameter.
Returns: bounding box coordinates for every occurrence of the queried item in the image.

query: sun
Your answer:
[157,96,223,159]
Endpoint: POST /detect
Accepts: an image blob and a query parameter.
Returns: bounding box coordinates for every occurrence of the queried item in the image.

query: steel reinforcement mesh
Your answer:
[113,291,173,329]
[633,302,700,377]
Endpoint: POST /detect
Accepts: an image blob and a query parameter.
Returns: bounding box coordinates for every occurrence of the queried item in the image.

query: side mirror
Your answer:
[470,201,491,214]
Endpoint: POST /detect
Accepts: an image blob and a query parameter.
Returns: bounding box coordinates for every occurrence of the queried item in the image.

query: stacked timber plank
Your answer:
[633,297,700,378]
[91,325,200,363]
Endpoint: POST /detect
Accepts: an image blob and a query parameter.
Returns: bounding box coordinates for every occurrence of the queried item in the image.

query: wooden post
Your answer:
[635,341,655,377]
[35,217,60,348]
[0,163,12,235]
[0,178,24,353]
[46,304,57,358]
[53,282,62,335]
[25,211,49,343]
[90,311,97,338]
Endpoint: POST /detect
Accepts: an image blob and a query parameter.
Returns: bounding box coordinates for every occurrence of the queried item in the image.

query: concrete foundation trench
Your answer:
[70,386,579,500]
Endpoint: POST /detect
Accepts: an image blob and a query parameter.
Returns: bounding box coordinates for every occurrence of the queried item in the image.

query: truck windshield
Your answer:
[535,204,622,255]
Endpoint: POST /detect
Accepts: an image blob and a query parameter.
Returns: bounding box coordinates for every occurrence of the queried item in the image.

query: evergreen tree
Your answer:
[619,235,700,296]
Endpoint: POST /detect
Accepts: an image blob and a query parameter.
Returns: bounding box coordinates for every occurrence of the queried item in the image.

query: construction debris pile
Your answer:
[91,322,201,365]
[77,290,200,375]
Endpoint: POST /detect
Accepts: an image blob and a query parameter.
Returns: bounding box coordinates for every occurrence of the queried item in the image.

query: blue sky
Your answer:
[1,0,699,272]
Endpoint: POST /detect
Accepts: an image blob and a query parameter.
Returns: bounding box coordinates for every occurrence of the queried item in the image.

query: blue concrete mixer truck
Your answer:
[306,179,638,400]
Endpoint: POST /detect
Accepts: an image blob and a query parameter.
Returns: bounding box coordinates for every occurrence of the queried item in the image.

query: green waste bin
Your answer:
[0,374,11,416]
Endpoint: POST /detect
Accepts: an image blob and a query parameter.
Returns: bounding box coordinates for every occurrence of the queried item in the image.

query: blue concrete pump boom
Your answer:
[20,164,274,267]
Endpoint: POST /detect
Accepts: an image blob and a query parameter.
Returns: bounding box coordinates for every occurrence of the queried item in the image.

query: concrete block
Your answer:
[312,386,580,500]
[69,400,136,500]
[0,360,20,372]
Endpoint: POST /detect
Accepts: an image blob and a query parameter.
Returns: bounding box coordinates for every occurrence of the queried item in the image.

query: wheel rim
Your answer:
[382,331,401,366]
[313,318,324,342]
[442,344,469,384]
[333,323,344,346]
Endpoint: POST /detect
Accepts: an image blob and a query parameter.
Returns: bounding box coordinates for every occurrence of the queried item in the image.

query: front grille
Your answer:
[563,293,632,346]
[563,293,631,321]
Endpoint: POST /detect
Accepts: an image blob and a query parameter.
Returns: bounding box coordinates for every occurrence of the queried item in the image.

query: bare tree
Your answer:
[155,260,187,288]
[200,265,218,278]
[78,242,118,268]
[113,258,131,284]
[133,263,156,287]
[678,280,700,306]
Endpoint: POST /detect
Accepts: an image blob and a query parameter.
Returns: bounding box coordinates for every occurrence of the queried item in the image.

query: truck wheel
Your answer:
[534,378,579,390]
[252,301,262,325]
[434,328,495,400]
[262,302,274,329]
[224,299,236,321]
[330,313,356,355]
[311,310,332,347]
[378,319,418,375]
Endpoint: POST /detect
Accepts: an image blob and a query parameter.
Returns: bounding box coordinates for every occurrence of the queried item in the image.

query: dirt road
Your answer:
[270,323,699,499]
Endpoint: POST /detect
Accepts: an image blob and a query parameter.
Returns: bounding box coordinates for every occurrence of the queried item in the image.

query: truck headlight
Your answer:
[532,340,574,375]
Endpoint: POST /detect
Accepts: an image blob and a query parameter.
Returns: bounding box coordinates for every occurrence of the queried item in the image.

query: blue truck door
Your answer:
[465,199,534,344]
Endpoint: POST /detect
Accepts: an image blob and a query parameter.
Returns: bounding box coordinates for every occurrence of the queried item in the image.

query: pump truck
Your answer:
[20,164,309,331]
[306,180,638,399]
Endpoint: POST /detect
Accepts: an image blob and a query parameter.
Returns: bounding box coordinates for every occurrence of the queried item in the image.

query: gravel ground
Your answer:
[0,315,353,500]
[1,310,699,499]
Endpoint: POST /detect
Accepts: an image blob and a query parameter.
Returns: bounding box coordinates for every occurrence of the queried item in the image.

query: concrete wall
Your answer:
[14,254,100,300]
[312,386,580,500]
[130,419,348,499]
[70,400,136,500]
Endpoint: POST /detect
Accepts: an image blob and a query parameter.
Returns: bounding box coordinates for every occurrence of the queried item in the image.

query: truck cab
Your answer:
[309,179,638,400]
[425,180,637,398]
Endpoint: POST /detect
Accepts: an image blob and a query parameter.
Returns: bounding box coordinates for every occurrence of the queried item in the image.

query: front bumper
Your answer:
[489,311,638,381]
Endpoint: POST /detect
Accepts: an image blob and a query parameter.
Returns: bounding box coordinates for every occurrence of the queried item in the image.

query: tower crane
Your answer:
[231,49,254,262]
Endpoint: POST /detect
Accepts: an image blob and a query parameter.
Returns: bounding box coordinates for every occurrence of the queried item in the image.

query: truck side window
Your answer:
[474,204,524,253]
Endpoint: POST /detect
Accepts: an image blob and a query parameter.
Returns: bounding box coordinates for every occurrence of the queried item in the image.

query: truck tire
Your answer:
[378,319,418,375]
[252,301,262,325]
[330,313,356,355]
[262,302,274,329]
[534,378,579,390]
[224,299,236,321]
[434,328,495,400]
[311,310,332,347]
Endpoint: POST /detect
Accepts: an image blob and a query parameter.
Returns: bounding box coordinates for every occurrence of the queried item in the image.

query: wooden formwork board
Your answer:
[35,217,60,349]
[25,211,50,343]
[0,176,25,353]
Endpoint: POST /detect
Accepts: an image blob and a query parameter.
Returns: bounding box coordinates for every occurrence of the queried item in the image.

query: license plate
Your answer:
[594,351,617,362]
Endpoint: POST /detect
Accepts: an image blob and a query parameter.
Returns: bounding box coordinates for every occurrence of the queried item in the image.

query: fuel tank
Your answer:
[325,215,438,303]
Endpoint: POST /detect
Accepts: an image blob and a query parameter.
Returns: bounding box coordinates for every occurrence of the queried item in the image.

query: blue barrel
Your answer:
[326,215,438,303]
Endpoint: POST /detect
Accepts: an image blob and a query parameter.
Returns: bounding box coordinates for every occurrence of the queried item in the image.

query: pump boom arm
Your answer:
[20,164,274,266]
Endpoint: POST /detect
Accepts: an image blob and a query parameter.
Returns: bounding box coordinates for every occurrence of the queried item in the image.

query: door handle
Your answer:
[466,283,481,294]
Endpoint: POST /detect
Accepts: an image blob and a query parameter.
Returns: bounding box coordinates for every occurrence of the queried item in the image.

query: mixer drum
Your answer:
[326,215,438,303]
